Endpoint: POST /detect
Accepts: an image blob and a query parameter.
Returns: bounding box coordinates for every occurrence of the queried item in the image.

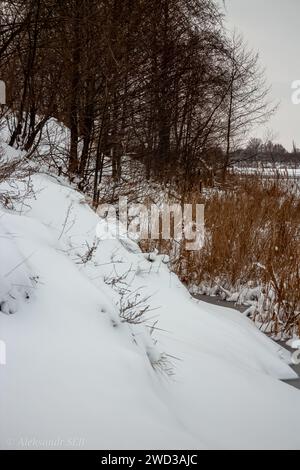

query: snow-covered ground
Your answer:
[234,166,300,179]
[1,143,300,450]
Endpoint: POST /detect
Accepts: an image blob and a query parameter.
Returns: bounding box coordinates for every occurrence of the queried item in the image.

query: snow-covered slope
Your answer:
[1,153,300,449]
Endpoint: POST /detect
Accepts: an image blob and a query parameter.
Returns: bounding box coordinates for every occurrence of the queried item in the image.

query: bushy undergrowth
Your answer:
[142,174,300,338]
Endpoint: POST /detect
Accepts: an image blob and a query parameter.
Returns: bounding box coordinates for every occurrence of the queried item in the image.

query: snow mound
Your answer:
[1,166,300,449]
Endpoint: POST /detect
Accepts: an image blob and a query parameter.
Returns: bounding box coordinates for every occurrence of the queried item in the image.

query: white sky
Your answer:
[219,0,300,150]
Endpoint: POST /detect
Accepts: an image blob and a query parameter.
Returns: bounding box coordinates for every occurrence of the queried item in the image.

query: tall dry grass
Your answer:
[141,172,300,338]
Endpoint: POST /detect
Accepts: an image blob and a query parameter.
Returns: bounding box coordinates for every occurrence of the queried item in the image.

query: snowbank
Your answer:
[1,153,300,449]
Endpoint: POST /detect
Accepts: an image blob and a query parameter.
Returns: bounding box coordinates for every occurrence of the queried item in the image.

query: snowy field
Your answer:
[234,166,300,179]
[1,143,300,450]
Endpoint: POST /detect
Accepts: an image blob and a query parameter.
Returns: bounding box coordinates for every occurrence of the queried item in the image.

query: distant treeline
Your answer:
[232,139,300,167]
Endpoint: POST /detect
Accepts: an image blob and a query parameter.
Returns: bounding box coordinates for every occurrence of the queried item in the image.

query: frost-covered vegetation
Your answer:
[143,172,300,339]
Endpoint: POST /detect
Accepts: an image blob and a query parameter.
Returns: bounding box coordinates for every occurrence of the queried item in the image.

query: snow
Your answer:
[234,166,300,179]
[287,338,300,350]
[1,144,300,449]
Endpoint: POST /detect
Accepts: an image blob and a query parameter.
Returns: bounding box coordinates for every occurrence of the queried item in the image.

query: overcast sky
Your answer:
[219,0,300,150]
